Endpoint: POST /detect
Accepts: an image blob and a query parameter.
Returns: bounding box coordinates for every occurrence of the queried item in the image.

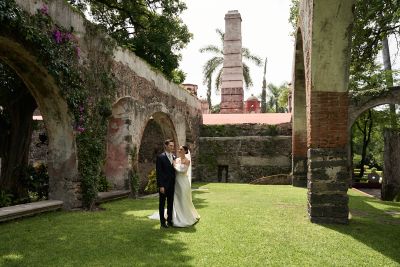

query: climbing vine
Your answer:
[0,0,116,209]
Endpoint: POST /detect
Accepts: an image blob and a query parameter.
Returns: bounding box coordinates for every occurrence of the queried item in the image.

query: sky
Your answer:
[179,0,400,106]
[179,0,294,105]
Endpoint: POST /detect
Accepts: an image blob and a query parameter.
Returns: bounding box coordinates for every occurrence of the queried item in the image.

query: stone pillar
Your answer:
[298,0,355,224]
[308,148,349,224]
[382,129,400,201]
[220,10,243,114]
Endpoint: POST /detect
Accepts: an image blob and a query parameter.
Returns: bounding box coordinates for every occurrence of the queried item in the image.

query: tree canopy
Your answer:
[69,0,192,83]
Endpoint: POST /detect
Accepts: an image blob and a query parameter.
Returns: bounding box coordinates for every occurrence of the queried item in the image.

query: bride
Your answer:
[172,145,200,227]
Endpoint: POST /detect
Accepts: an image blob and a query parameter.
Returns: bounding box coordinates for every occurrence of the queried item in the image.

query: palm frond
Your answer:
[215,67,223,93]
[199,45,223,55]
[242,47,263,66]
[243,63,253,89]
[216,28,225,43]
[267,83,280,97]
[202,57,224,85]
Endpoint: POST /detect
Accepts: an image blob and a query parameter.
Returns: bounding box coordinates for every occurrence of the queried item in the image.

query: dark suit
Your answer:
[156,152,176,225]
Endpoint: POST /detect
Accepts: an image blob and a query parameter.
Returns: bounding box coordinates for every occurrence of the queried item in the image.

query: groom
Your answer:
[156,139,176,228]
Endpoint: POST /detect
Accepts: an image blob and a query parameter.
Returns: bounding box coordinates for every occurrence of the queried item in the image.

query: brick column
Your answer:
[307,92,350,224]
[220,10,243,114]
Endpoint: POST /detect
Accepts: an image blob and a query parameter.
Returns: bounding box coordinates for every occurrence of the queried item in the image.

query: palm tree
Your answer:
[199,29,262,107]
[267,82,290,113]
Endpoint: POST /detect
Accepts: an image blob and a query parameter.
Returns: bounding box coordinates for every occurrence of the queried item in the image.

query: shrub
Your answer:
[26,162,49,201]
[0,190,13,207]
[144,169,157,194]
[97,173,112,192]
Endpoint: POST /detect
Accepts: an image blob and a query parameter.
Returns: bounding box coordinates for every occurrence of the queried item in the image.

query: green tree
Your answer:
[199,29,262,108]
[267,82,289,113]
[0,63,36,200]
[69,0,192,83]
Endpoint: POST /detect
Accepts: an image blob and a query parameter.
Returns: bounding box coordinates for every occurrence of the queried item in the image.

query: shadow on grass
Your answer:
[322,194,400,264]
[0,184,211,266]
[0,201,199,266]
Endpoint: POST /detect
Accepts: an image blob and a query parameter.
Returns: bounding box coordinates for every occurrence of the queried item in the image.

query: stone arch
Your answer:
[137,112,178,192]
[291,28,308,187]
[0,37,79,209]
[348,87,400,129]
[295,0,355,224]
[347,86,400,181]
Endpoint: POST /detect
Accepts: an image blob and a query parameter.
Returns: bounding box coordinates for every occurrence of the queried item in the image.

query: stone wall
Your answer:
[196,124,292,183]
[29,120,48,165]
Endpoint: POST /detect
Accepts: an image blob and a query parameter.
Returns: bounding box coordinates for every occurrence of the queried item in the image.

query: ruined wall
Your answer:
[6,0,201,208]
[196,124,292,183]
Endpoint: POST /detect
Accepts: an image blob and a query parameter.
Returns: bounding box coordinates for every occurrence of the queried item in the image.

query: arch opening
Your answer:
[138,112,178,194]
[291,28,308,187]
[0,37,79,209]
[350,104,400,201]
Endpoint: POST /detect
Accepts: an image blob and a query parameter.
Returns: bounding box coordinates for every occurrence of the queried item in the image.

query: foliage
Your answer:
[25,163,49,201]
[0,190,12,207]
[210,104,220,114]
[0,0,116,209]
[144,169,157,194]
[68,0,192,83]
[97,173,111,192]
[288,0,299,35]
[1,184,400,266]
[129,146,140,198]
[199,29,262,107]
[352,108,400,171]
[267,82,290,113]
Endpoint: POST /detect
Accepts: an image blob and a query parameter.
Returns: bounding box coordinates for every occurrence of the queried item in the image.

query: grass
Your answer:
[1,183,399,266]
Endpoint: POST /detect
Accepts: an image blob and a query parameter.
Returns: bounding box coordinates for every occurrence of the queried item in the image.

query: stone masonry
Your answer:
[220,10,244,114]
[196,123,292,183]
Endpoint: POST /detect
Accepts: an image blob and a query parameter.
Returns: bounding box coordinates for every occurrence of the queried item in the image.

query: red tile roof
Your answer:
[202,113,291,125]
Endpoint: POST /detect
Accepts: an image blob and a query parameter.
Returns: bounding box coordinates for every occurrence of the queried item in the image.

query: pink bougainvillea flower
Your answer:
[64,32,72,41]
[76,46,81,58]
[76,126,85,133]
[40,4,49,15]
[53,29,62,44]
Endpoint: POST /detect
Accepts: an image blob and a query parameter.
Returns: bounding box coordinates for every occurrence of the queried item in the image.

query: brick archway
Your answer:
[293,0,356,224]
[0,37,79,209]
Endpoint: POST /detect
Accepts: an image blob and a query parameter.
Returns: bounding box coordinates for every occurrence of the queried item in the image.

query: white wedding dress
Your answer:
[172,156,200,227]
[149,153,200,227]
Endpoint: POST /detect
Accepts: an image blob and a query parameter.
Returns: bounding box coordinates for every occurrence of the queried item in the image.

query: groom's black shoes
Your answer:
[167,221,174,227]
[160,223,169,228]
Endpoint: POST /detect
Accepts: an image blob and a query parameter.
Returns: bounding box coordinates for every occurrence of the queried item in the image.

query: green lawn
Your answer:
[1,183,399,266]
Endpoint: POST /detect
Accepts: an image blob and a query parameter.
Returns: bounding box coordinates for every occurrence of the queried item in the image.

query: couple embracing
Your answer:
[154,139,200,228]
